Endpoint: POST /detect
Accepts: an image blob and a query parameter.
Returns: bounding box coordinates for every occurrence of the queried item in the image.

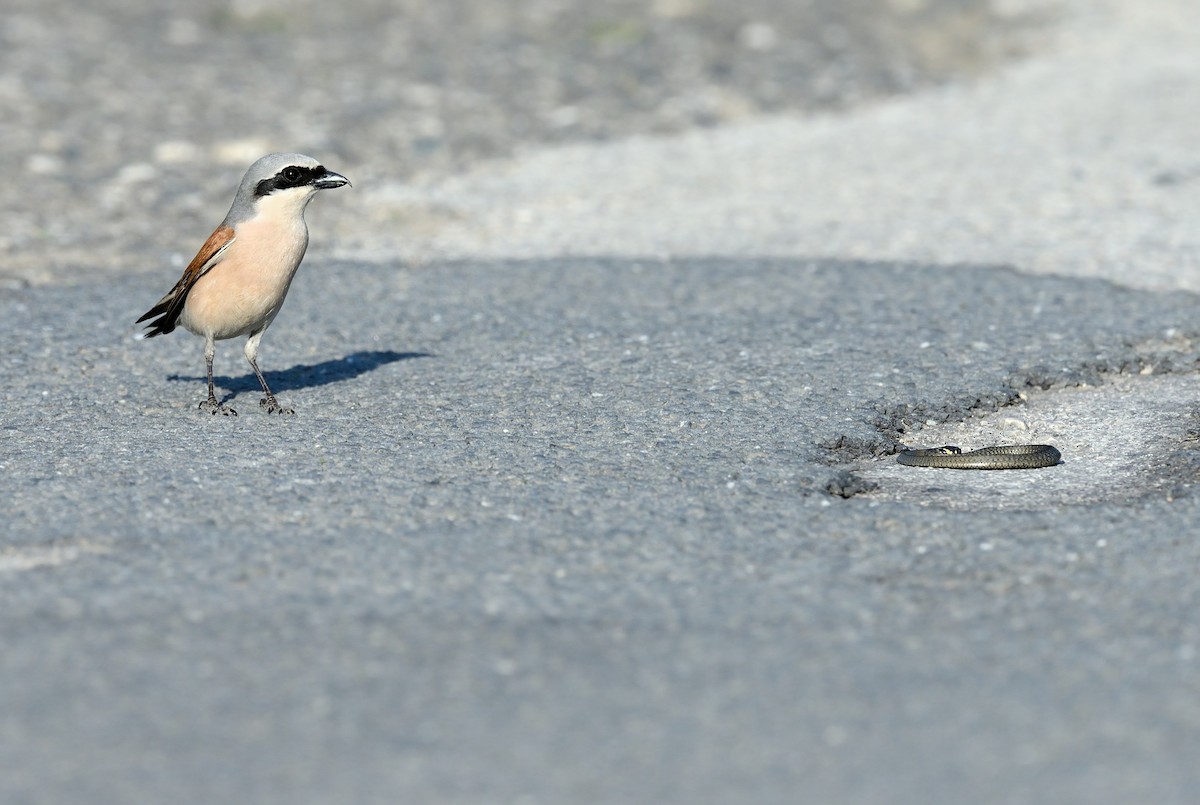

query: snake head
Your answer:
[935,446,962,455]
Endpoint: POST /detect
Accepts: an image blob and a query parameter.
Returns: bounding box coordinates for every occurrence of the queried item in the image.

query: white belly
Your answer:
[179,213,309,340]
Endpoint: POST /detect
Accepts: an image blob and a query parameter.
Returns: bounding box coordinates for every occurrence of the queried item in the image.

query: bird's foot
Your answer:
[199,397,237,416]
[259,395,294,415]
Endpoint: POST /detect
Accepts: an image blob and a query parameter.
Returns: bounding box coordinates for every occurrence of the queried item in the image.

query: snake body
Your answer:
[897,444,1061,470]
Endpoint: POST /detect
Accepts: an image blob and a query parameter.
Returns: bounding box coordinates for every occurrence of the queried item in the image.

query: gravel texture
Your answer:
[1,0,1034,285]
[347,0,1200,292]
[5,255,1200,803]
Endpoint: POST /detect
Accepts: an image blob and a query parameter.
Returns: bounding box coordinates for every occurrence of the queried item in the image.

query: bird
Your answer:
[137,153,350,416]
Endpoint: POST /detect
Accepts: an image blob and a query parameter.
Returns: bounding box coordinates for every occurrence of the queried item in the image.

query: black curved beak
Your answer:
[315,169,351,189]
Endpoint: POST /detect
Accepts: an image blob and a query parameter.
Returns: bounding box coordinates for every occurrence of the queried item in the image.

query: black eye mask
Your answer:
[254,165,325,196]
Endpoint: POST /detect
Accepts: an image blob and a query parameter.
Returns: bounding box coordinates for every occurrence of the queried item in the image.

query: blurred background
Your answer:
[0,0,1039,285]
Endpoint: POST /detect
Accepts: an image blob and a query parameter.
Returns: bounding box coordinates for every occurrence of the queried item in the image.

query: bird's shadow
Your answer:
[168,349,431,400]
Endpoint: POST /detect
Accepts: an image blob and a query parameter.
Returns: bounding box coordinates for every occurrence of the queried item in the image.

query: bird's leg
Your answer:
[245,331,293,415]
[198,336,236,416]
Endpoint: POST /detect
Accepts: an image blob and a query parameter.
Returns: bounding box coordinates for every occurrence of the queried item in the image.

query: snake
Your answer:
[896,444,1061,470]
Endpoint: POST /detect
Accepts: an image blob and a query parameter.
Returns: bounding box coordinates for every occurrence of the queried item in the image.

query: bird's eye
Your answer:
[283,167,301,182]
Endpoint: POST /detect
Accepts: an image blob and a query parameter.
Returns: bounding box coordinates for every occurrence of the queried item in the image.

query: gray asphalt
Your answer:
[5,0,1200,802]
[0,0,1028,286]
[4,257,1200,803]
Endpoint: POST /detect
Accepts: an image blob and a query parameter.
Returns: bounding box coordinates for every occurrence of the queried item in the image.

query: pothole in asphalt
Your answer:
[857,374,1200,510]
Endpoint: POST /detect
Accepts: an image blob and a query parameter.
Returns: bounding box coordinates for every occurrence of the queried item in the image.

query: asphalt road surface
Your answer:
[3,0,1200,803]
[5,256,1200,803]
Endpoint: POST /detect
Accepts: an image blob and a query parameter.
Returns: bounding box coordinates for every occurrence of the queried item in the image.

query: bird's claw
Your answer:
[199,398,237,416]
[259,396,294,415]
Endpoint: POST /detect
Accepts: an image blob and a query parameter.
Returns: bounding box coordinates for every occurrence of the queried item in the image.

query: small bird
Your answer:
[137,153,350,415]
